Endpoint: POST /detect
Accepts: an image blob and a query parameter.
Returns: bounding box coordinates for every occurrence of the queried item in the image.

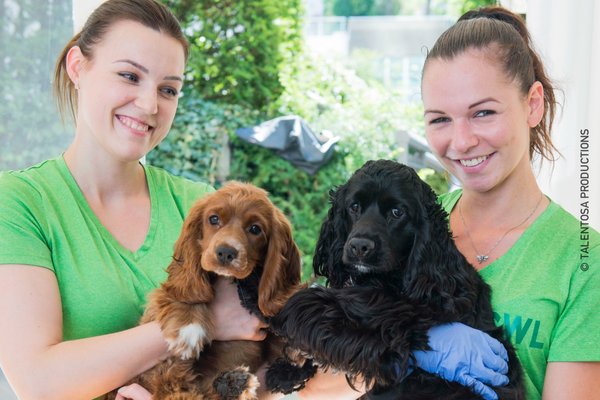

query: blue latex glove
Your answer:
[413,323,510,400]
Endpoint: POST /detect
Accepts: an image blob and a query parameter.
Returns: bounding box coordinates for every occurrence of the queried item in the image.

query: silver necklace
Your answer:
[458,193,543,264]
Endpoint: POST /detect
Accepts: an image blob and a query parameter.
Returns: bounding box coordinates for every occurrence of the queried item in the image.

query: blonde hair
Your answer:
[53,0,188,123]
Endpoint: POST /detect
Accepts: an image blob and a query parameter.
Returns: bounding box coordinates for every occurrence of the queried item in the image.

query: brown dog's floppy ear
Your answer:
[163,197,213,304]
[258,206,302,317]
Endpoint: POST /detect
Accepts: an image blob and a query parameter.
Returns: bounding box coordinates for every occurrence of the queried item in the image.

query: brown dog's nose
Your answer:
[348,237,375,259]
[216,245,238,265]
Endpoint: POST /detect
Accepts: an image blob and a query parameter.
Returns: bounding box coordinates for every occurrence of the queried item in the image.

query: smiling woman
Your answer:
[418,7,600,400]
[63,19,185,170]
[0,1,270,399]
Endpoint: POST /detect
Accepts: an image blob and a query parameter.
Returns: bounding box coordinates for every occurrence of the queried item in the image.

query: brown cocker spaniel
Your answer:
[106,182,313,400]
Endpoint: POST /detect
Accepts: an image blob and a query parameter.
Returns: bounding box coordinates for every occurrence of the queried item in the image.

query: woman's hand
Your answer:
[210,277,268,341]
[413,323,509,400]
[115,383,152,400]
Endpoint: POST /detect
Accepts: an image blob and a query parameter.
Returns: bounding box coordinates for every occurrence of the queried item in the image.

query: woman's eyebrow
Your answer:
[468,97,499,109]
[424,109,445,116]
[113,59,183,82]
[424,97,501,115]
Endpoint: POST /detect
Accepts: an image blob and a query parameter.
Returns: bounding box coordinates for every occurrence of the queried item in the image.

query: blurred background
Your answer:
[1,0,598,397]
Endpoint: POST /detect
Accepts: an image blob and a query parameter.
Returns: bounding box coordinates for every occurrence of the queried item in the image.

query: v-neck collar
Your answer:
[444,189,555,273]
[57,155,158,260]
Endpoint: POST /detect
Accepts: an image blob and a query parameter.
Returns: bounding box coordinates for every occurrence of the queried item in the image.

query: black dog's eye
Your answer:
[391,208,405,219]
[248,224,262,235]
[349,202,360,214]
[208,215,220,225]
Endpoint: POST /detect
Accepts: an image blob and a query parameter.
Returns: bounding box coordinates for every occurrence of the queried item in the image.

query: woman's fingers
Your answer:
[115,383,153,400]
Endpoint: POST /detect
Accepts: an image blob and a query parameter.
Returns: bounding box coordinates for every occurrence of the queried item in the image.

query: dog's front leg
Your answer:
[143,292,215,360]
[271,286,430,386]
[163,304,214,360]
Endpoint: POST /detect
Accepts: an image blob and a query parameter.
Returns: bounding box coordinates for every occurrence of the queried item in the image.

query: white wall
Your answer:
[528,0,600,231]
[72,0,105,31]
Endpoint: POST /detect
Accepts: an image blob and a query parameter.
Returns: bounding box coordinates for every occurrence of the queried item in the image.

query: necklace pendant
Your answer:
[476,255,489,264]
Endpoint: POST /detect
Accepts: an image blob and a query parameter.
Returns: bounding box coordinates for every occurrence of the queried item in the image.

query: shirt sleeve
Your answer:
[547,242,600,361]
[0,173,54,269]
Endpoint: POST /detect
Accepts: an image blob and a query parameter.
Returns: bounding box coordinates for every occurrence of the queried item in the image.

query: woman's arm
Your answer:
[542,362,600,400]
[295,369,366,400]
[0,265,169,400]
[0,266,267,400]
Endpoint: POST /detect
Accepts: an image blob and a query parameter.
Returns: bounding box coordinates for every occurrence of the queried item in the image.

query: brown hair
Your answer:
[53,0,188,123]
[423,6,559,162]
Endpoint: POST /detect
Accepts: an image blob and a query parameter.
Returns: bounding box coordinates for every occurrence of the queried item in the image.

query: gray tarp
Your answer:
[236,115,339,175]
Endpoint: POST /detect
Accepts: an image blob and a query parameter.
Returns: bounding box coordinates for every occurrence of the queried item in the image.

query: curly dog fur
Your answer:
[105,182,313,400]
[272,160,525,400]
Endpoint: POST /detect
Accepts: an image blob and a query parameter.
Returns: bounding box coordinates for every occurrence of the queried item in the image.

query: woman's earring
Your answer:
[75,82,80,90]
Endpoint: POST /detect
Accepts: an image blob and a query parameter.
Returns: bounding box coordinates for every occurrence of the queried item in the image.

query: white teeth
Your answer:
[460,155,488,167]
[354,264,371,273]
[119,115,150,132]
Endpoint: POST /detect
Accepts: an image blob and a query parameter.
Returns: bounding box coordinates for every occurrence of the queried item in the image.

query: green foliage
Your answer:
[460,0,498,15]
[230,52,415,278]
[146,92,259,185]
[151,1,448,279]
[150,46,414,278]
[322,0,498,18]
[332,0,374,16]
[274,52,406,164]
[418,168,450,195]
[326,0,405,16]
[0,0,72,171]
[163,0,303,110]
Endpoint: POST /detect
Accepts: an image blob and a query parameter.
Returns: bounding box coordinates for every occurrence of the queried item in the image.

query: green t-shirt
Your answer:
[0,156,213,341]
[441,190,600,400]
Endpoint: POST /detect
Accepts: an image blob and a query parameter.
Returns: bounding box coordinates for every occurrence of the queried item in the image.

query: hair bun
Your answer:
[458,6,530,43]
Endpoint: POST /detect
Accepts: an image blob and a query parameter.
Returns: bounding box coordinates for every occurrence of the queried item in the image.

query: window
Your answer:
[0,0,73,171]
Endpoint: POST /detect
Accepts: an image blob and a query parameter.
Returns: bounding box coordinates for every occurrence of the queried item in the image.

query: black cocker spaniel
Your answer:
[271,160,525,399]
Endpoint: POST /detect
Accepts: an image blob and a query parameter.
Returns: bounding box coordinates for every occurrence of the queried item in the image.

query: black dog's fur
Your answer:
[271,160,525,399]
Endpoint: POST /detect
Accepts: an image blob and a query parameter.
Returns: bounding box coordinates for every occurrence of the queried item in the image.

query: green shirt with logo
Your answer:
[441,190,600,399]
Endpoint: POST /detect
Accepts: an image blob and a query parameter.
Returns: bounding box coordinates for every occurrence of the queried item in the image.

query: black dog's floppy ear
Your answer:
[313,184,350,288]
[403,173,479,315]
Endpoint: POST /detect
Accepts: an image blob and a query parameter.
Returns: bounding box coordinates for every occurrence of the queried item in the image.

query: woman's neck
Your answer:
[451,160,549,269]
[458,159,545,227]
[63,142,147,204]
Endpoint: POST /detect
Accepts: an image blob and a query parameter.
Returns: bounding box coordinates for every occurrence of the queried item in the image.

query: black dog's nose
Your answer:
[348,237,375,259]
[216,245,238,265]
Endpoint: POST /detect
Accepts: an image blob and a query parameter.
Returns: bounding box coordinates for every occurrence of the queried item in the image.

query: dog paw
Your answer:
[165,323,209,360]
[283,346,313,366]
[266,358,318,394]
[213,366,259,400]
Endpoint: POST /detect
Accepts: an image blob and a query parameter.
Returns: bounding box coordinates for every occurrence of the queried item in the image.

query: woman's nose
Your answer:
[451,118,479,153]
[135,86,158,115]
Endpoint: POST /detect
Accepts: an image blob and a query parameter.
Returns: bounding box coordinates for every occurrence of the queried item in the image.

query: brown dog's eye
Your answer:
[349,203,360,214]
[248,224,262,235]
[208,215,219,225]
[391,208,404,219]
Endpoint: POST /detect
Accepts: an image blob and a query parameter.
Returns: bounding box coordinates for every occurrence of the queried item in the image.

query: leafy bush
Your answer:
[146,94,259,184]
[151,48,427,278]
[152,1,448,279]
[163,0,303,110]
